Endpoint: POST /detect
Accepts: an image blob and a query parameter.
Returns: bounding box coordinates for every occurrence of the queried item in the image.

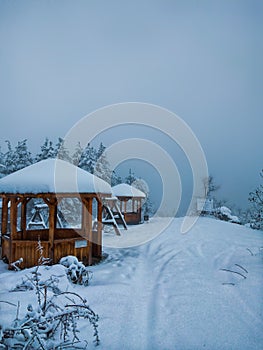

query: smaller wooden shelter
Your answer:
[0,159,112,269]
[112,184,146,225]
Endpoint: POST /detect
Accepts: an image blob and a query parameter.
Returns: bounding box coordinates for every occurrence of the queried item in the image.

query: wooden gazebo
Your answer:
[112,184,146,225]
[0,159,112,269]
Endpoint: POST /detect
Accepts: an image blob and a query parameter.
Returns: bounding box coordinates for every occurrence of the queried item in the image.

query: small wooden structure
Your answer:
[102,197,128,235]
[0,159,112,269]
[112,184,146,225]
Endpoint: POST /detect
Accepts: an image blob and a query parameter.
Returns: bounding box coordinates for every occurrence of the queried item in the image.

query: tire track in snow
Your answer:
[116,240,180,349]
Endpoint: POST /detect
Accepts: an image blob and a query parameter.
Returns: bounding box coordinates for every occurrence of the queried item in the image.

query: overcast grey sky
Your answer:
[0,0,262,213]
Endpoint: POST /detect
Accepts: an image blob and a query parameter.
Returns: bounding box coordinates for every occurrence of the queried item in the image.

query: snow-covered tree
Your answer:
[3,140,16,174]
[55,137,72,162]
[94,143,112,184]
[0,146,6,177]
[0,146,4,164]
[72,141,83,166]
[111,170,122,186]
[96,142,106,159]
[203,175,220,198]
[35,138,56,162]
[238,207,254,226]
[3,140,32,173]
[78,143,97,173]
[132,178,149,196]
[249,169,263,230]
[125,168,137,185]
[13,139,33,171]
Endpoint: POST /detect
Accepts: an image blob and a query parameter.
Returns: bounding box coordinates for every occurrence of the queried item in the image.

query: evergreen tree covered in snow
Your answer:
[0,146,4,165]
[203,175,220,198]
[35,138,56,162]
[12,139,33,171]
[72,141,84,166]
[94,143,112,183]
[125,168,137,185]
[78,143,97,173]
[2,140,32,174]
[0,146,6,177]
[3,140,16,174]
[132,178,149,196]
[111,170,123,186]
[55,137,72,162]
[96,142,106,159]
[249,169,263,230]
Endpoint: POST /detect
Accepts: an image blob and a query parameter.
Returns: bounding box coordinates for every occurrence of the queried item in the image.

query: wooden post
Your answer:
[138,199,142,219]
[10,198,18,239]
[47,197,57,264]
[20,198,28,239]
[9,197,18,265]
[1,196,9,235]
[82,197,93,265]
[96,197,103,258]
[1,196,9,261]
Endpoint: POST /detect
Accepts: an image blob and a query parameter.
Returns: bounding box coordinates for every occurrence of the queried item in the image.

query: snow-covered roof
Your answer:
[0,159,112,195]
[112,184,146,198]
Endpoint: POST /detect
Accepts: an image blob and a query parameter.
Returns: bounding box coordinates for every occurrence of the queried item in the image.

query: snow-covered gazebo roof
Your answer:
[0,159,112,195]
[112,184,146,198]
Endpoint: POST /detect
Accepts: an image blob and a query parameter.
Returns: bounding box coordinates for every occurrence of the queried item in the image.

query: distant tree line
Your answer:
[0,138,148,193]
[0,138,113,183]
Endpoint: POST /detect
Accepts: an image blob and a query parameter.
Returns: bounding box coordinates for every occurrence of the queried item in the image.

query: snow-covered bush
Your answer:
[0,265,99,349]
[214,206,241,224]
[60,256,92,286]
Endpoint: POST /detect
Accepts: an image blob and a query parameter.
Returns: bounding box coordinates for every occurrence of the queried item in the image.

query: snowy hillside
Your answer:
[0,217,263,349]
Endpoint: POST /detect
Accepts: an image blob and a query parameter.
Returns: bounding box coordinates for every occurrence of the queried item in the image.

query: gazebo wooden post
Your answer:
[20,197,28,239]
[82,197,93,265]
[47,197,57,264]
[1,196,9,235]
[9,197,18,264]
[95,197,103,258]
[138,198,142,218]
[10,197,18,238]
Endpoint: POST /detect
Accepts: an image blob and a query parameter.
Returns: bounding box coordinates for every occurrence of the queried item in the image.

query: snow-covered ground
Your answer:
[1,217,263,349]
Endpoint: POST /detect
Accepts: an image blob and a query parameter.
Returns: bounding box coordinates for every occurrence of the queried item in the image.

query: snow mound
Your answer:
[215,206,241,224]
